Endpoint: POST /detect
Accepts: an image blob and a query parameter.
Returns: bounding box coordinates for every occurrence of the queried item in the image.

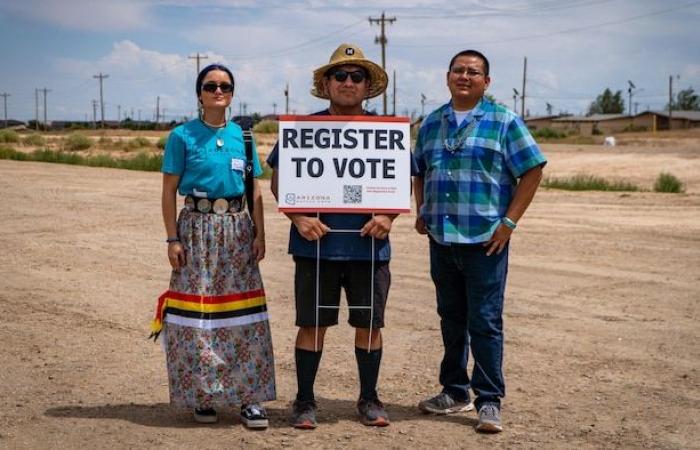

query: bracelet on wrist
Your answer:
[166,237,180,243]
[501,216,517,230]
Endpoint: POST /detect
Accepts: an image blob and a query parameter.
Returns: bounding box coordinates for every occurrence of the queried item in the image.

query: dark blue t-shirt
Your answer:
[267,110,417,261]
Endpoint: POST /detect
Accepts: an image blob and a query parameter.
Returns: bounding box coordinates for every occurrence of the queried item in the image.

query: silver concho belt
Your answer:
[185,195,244,214]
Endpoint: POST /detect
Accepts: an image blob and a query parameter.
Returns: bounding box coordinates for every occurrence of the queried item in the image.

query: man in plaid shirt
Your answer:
[414,49,546,433]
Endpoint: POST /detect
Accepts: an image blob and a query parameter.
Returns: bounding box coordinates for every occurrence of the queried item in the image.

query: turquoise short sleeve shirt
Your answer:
[161,119,263,198]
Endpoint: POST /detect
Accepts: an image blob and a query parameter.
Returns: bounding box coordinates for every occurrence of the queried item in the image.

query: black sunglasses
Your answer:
[201,82,234,93]
[331,69,367,83]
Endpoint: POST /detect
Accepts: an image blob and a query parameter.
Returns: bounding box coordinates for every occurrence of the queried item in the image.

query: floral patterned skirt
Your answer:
[160,208,275,409]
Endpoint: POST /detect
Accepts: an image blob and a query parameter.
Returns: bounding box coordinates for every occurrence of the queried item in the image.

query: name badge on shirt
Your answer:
[231,158,245,172]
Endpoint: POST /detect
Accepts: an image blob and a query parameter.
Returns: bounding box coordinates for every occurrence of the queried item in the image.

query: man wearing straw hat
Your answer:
[268,43,399,429]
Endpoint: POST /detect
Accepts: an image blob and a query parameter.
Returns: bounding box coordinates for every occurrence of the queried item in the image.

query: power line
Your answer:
[395,1,700,48]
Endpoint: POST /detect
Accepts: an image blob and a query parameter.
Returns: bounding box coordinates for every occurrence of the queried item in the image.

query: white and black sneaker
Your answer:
[193,407,218,424]
[241,404,269,429]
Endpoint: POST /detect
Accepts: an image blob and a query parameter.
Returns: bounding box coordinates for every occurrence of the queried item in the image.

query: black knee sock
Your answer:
[295,348,322,402]
[355,347,382,401]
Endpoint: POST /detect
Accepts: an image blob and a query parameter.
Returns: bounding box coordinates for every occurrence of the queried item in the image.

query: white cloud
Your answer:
[1,0,149,31]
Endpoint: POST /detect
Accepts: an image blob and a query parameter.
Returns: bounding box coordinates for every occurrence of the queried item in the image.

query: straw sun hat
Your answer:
[311,43,388,100]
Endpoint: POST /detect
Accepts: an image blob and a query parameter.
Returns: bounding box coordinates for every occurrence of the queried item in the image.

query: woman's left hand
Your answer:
[253,236,265,262]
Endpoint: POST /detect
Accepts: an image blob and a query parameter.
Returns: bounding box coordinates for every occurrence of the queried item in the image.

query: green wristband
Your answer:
[502,217,517,230]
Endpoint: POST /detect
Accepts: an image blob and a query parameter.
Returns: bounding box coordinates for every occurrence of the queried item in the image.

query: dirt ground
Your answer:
[0,136,698,449]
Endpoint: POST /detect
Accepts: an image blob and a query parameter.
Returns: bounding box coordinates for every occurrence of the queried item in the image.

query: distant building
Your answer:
[525,110,700,135]
[0,120,27,129]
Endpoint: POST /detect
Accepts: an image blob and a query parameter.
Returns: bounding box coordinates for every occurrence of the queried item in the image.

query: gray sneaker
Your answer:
[292,399,317,429]
[418,392,474,415]
[476,402,503,433]
[357,397,390,427]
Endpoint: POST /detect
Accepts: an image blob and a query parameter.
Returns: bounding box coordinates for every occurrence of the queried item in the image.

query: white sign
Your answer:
[277,115,411,213]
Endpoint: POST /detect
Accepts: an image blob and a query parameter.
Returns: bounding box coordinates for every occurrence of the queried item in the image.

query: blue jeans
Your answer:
[429,239,508,409]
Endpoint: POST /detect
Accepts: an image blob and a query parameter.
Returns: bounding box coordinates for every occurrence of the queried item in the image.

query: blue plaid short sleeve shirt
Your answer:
[414,99,546,244]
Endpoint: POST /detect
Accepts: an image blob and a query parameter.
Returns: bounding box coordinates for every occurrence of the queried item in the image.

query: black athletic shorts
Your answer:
[293,256,390,328]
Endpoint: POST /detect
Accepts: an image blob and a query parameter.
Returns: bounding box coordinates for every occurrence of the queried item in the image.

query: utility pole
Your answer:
[117,104,121,123]
[243,102,247,116]
[92,100,98,129]
[40,88,50,129]
[284,83,289,114]
[521,57,527,117]
[155,96,160,125]
[627,80,636,117]
[668,75,679,130]
[369,11,396,115]
[420,93,426,117]
[189,52,209,75]
[35,89,39,130]
[93,72,109,128]
[0,93,9,128]
[512,88,519,113]
[392,70,396,116]
[273,102,277,115]
[190,53,209,113]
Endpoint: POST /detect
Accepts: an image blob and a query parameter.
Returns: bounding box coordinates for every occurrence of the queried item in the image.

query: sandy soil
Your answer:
[0,138,699,449]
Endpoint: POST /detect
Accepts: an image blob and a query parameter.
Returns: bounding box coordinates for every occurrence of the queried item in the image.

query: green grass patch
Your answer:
[0,129,20,143]
[64,132,93,151]
[0,146,162,171]
[543,174,640,192]
[22,133,46,146]
[654,172,684,193]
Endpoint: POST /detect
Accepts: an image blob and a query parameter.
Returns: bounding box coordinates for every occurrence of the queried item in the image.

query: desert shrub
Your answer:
[127,136,152,150]
[156,135,168,149]
[64,133,93,151]
[22,134,46,146]
[253,120,278,134]
[622,124,648,133]
[0,129,20,143]
[653,172,684,193]
[98,136,113,146]
[532,127,567,139]
[543,174,639,192]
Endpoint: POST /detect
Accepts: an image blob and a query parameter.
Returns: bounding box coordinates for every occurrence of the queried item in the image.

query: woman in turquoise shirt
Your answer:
[153,64,275,428]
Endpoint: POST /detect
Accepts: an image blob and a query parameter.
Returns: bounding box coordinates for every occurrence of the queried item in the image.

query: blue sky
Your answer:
[1,0,699,122]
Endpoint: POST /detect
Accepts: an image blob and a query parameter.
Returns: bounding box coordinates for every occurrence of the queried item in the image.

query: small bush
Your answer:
[156,135,168,149]
[64,133,93,151]
[622,124,647,133]
[0,129,20,143]
[22,134,46,146]
[126,136,152,150]
[532,127,567,139]
[253,120,278,134]
[543,174,639,192]
[654,172,684,193]
[98,136,113,146]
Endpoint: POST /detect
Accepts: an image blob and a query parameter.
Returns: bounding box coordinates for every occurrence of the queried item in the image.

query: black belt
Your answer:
[184,195,245,214]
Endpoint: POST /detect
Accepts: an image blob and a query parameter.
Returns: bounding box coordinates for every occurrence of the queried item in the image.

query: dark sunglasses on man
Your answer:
[202,82,234,93]
[330,69,367,83]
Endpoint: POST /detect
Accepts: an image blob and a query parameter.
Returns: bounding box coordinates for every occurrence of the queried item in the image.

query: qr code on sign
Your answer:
[343,185,362,204]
